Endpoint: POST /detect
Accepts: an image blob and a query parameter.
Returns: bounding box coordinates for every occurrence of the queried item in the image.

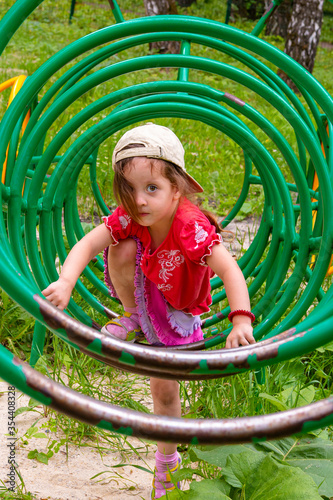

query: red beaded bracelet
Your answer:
[228,310,255,323]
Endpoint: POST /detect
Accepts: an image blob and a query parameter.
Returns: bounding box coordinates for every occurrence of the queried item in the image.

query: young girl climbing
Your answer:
[42,123,255,499]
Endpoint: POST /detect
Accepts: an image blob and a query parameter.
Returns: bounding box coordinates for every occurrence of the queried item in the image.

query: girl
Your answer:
[42,123,255,499]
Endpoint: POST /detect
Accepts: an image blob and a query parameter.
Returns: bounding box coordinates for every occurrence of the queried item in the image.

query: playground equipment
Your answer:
[0,0,333,444]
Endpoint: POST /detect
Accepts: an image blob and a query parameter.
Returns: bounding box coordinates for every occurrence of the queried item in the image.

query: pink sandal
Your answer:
[100,312,145,342]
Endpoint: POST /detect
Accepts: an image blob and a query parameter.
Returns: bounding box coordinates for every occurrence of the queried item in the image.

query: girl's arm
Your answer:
[42,224,113,310]
[206,243,255,349]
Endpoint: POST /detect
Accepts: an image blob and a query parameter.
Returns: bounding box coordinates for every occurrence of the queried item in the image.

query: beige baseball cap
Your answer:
[112,123,203,193]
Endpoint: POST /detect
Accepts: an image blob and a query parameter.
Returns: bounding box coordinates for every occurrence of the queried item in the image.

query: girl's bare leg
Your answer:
[150,377,181,455]
[107,239,137,308]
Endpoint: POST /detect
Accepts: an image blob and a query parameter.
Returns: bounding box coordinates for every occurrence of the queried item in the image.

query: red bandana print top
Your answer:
[103,198,223,315]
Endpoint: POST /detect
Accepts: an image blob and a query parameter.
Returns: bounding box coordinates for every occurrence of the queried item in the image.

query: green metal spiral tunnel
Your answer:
[1,0,333,444]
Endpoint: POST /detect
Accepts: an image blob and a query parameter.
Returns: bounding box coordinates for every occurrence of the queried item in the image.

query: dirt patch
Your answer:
[0,380,157,499]
[223,216,261,256]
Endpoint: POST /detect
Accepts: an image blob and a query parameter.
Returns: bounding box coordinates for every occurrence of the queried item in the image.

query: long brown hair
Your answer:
[113,144,221,232]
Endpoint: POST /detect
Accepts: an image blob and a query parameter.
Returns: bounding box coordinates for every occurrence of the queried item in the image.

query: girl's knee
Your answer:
[108,238,137,268]
[150,378,179,407]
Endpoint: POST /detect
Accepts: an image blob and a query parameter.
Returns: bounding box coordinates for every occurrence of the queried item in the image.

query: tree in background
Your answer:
[265,0,293,38]
[143,0,180,53]
[232,0,325,90]
[278,0,325,89]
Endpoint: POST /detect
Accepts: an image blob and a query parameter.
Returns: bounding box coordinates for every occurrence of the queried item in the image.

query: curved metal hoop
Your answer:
[0,1,333,443]
[2,343,333,444]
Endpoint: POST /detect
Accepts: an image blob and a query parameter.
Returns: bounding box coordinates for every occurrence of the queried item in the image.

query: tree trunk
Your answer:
[231,0,265,20]
[265,0,293,38]
[279,0,324,90]
[143,0,180,53]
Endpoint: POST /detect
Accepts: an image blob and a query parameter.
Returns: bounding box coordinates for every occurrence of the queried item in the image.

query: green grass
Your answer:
[1,0,333,498]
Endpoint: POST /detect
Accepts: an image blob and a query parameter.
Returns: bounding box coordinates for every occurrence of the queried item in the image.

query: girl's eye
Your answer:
[147,185,157,193]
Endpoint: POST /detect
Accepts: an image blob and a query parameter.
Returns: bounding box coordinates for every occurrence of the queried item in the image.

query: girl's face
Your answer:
[123,157,181,232]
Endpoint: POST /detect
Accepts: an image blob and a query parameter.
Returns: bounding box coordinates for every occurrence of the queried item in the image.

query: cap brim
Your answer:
[185,172,204,193]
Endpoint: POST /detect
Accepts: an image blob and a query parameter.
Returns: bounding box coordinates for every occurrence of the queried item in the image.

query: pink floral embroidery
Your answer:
[194,221,208,249]
[157,283,173,292]
[119,214,131,229]
[157,250,185,284]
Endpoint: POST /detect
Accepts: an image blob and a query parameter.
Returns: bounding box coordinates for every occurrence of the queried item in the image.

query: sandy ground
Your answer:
[0,380,157,499]
[0,217,259,499]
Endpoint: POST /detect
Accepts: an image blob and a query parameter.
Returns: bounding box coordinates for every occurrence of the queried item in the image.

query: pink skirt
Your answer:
[103,238,204,346]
